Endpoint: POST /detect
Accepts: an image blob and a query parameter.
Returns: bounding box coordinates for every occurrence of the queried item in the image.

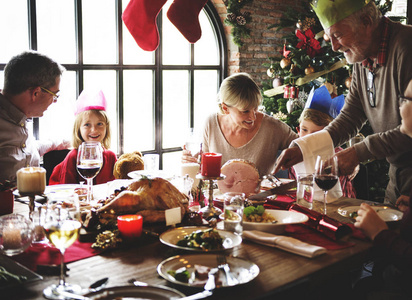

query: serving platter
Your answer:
[157,254,259,288]
[159,226,242,252]
[84,285,185,300]
[338,205,403,222]
[217,209,308,234]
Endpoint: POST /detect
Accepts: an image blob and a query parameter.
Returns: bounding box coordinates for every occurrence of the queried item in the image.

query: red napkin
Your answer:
[12,241,99,271]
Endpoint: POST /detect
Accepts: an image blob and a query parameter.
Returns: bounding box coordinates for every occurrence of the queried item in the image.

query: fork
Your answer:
[217,255,239,286]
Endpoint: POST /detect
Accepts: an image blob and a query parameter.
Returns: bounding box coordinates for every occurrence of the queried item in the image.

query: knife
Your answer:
[248,180,297,201]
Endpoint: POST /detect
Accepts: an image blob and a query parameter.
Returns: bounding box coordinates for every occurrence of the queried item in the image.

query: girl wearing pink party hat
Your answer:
[49,90,117,185]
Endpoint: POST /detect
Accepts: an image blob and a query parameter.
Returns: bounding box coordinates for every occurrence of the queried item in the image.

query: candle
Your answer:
[16,167,46,195]
[2,225,22,250]
[117,214,143,239]
[200,153,222,177]
[181,162,200,187]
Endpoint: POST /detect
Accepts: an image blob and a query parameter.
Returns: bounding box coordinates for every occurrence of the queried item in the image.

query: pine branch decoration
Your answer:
[224,0,253,47]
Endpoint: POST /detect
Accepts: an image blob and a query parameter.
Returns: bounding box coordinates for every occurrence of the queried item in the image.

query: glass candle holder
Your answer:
[0,214,34,256]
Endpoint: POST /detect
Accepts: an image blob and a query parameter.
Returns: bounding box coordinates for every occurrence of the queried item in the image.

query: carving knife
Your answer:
[248,180,297,201]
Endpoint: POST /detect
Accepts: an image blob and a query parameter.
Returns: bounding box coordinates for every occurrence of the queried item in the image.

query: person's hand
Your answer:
[334,147,360,176]
[354,203,388,240]
[348,164,360,181]
[395,195,410,212]
[273,147,303,174]
[181,145,198,164]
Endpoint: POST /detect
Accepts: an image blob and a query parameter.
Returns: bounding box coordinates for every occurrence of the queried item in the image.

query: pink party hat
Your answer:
[75,90,107,115]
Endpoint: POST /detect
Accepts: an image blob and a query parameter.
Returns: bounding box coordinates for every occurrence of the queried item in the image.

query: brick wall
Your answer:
[211,0,300,86]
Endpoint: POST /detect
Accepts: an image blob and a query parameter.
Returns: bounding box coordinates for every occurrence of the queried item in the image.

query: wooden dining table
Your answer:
[3,196,375,300]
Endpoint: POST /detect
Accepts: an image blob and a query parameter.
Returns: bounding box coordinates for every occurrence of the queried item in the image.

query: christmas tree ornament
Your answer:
[167,0,208,43]
[296,28,322,58]
[323,32,330,42]
[345,76,352,88]
[284,85,291,99]
[122,0,168,51]
[311,0,372,29]
[290,85,299,99]
[290,64,300,76]
[280,57,291,69]
[296,20,302,29]
[305,65,315,75]
[272,76,284,88]
[266,65,275,78]
[305,86,345,119]
[287,98,300,113]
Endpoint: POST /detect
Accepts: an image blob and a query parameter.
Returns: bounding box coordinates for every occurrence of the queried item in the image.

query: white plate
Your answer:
[84,285,185,300]
[157,254,259,288]
[159,227,242,252]
[218,209,308,234]
[338,205,403,222]
[128,170,174,180]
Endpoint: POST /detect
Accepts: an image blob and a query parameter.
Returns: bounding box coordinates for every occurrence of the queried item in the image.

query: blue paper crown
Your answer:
[304,86,344,118]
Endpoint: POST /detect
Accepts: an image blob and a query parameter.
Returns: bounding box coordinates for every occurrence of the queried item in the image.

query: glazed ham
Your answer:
[97,177,188,223]
[217,159,260,196]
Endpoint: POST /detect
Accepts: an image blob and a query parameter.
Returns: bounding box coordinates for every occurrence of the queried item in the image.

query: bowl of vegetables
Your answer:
[243,206,308,234]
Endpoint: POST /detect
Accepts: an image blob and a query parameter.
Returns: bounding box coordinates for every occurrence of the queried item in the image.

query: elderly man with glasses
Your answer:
[0,51,69,184]
[275,0,412,207]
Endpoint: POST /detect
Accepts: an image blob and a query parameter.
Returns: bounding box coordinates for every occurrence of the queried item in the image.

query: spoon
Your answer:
[56,278,109,300]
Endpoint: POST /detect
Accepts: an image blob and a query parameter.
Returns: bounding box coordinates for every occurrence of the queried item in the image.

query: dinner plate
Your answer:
[338,205,403,222]
[159,226,242,252]
[217,209,308,234]
[0,255,43,290]
[84,285,185,300]
[158,254,259,288]
[128,170,174,180]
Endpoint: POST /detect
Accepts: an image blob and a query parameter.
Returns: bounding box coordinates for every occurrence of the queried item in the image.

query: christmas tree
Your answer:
[261,0,400,201]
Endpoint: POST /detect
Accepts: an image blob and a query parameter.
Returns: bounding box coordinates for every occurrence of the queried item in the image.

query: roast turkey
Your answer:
[217,159,260,196]
[97,177,188,223]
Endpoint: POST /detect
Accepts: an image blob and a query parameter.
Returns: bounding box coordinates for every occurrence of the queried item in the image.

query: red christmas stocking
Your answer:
[167,0,208,43]
[122,0,167,51]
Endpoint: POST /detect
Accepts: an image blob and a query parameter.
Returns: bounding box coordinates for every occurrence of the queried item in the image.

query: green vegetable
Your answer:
[167,267,190,283]
[244,205,265,217]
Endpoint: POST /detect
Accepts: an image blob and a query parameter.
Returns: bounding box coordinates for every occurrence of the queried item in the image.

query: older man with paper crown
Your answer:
[275,0,412,206]
[292,86,345,203]
[49,90,117,185]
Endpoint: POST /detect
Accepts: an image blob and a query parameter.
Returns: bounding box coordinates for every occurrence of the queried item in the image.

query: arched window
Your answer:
[0,0,227,172]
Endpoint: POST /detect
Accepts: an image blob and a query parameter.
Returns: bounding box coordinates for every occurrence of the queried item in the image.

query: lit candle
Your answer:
[16,167,46,196]
[200,153,222,177]
[2,224,22,250]
[117,215,143,239]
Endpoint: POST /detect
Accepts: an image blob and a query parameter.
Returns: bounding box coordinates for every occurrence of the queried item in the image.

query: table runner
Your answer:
[12,240,100,271]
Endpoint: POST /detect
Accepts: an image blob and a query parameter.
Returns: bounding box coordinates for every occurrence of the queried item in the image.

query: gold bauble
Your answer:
[323,32,330,42]
[280,58,291,69]
[345,76,352,88]
[266,66,275,78]
[304,65,315,75]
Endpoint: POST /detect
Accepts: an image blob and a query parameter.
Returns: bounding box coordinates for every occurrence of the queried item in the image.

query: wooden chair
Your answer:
[42,149,70,185]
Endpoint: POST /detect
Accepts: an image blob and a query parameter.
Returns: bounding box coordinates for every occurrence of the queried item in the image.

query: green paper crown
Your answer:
[311,0,371,29]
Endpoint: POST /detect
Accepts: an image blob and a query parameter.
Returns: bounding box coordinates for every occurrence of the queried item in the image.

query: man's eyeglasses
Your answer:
[398,95,412,106]
[367,71,375,107]
[40,87,60,101]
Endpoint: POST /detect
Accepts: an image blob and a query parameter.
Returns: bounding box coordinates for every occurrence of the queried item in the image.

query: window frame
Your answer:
[1,0,227,169]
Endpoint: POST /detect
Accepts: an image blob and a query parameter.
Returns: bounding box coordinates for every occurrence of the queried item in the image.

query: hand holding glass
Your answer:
[42,194,82,299]
[76,142,103,203]
[314,155,338,215]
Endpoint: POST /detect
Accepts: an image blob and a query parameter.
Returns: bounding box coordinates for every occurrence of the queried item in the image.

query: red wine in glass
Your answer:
[315,155,339,215]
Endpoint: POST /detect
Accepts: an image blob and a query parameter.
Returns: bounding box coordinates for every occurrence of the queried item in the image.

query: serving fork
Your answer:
[217,255,239,286]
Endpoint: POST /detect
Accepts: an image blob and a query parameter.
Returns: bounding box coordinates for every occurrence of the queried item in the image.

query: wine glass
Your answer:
[314,155,339,215]
[42,194,82,299]
[76,142,103,204]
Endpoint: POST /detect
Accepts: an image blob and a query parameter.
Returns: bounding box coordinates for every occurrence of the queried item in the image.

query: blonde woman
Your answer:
[183,72,297,177]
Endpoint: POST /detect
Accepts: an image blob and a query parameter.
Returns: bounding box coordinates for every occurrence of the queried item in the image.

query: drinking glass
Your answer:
[42,194,82,299]
[314,155,339,215]
[223,192,245,235]
[76,142,103,203]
